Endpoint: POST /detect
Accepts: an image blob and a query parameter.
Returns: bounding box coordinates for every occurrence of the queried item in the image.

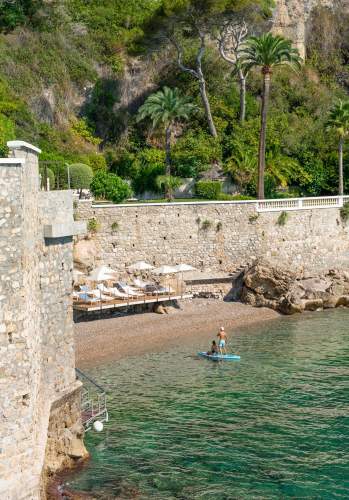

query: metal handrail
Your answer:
[76,368,109,431]
[76,367,105,392]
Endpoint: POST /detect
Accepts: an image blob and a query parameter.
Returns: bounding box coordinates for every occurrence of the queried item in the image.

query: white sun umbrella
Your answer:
[152,265,179,275]
[128,261,154,272]
[87,265,117,282]
[175,264,196,295]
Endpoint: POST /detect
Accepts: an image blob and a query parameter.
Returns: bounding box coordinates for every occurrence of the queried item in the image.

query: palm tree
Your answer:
[326,100,349,196]
[138,87,196,197]
[240,33,302,199]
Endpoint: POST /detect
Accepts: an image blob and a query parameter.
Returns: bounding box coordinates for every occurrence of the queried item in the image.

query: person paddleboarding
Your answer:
[207,340,218,356]
[217,326,227,355]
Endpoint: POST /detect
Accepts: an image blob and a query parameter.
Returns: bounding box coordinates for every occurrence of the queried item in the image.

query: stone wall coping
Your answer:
[0,158,26,165]
[43,221,86,239]
[7,140,42,154]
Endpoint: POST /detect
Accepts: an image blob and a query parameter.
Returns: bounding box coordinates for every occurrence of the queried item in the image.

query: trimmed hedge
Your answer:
[195,180,222,200]
[90,170,132,203]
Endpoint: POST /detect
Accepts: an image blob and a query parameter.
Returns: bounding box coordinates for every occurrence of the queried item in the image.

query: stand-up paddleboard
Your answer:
[198,352,240,361]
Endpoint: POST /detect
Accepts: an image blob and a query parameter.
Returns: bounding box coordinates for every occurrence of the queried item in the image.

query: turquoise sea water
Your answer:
[69,309,349,499]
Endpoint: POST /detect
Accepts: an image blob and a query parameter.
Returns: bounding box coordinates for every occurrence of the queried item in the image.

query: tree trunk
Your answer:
[239,69,246,123]
[165,125,172,199]
[339,136,344,196]
[199,80,218,138]
[258,70,271,200]
[165,125,171,176]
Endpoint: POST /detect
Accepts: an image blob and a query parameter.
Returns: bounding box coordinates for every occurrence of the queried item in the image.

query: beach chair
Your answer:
[97,283,129,300]
[117,282,144,297]
[77,293,99,304]
[145,284,174,295]
[89,289,115,302]
[133,278,151,290]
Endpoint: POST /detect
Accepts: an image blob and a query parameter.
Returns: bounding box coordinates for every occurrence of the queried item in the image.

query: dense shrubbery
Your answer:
[90,171,132,203]
[0,0,40,32]
[195,180,222,200]
[69,163,94,190]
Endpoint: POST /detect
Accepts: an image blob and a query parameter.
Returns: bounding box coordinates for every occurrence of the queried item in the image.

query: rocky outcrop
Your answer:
[273,0,349,59]
[41,385,89,499]
[74,237,99,273]
[241,260,349,314]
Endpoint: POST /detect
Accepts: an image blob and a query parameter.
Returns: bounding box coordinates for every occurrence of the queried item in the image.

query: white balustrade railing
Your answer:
[90,195,349,212]
[256,196,345,213]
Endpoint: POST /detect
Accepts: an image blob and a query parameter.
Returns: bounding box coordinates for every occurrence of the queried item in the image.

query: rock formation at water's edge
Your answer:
[240,260,349,314]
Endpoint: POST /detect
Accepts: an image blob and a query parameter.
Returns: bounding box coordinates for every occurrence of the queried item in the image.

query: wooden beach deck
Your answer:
[73,293,193,312]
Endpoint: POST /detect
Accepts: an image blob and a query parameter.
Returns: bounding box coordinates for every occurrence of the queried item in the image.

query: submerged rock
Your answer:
[240,259,349,315]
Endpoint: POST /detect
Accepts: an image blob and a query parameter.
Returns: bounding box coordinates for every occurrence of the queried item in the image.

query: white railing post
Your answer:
[298,199,302,209]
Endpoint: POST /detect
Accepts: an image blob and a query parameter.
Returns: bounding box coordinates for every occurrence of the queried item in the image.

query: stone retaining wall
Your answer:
[76,200,349,275]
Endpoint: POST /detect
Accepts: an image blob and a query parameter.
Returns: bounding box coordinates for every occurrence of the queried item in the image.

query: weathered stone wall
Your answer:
[76,200,349,275]
[0,142,86,500]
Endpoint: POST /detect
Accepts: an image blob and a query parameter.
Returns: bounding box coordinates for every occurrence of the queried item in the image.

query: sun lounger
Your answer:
[117,282,144,297]
[133,278,151,290]
[97,283,129,300]
[145,284,174,295]
[89,289,115,302]
[77,293,99,304]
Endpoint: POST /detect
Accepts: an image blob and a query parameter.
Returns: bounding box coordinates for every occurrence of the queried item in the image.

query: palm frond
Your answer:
[325,99,349,137]
[138,86,197,129]
[239,33,302,73]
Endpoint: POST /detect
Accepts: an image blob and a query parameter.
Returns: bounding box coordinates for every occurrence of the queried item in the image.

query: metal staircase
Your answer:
[76,368,109,432]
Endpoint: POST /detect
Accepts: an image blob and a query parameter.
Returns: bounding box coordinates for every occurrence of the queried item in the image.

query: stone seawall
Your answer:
[76,200,349,275]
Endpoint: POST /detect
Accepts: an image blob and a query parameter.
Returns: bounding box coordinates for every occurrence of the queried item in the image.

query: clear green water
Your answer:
[69,309,349,499]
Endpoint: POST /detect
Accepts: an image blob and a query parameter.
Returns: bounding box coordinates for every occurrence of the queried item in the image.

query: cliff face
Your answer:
[272,0,347,58]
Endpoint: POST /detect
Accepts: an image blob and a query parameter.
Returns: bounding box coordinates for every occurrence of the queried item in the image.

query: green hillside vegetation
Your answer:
[0,1,349,198]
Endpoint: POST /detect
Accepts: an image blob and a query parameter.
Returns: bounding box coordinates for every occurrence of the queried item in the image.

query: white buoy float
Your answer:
[93,420,103,432]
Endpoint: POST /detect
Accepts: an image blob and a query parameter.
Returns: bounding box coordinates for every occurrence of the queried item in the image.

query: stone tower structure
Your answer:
[0,141,87,499]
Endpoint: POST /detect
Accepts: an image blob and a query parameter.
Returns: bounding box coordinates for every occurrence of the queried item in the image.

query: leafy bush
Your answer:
[0,113,15,155]
[218,193,255,200]
[277,211,289,226]
[156,175,183,199]
[340,202,349,222]
[87,218,100,233]
[90,170,132,203]
[195,180,222,200]
[131,149,166,194]
[0,0,40,32]
[79,153,108,173]
[172,132,222,178]
[69,163,94,190]
[71,118,102,146]
[201,219,212,230]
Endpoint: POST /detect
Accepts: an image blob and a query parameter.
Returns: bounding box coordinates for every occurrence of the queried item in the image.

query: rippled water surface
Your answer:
[70,309,349,499]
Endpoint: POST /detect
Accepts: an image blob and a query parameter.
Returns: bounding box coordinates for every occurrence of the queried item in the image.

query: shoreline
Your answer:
[74,299,280,368]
